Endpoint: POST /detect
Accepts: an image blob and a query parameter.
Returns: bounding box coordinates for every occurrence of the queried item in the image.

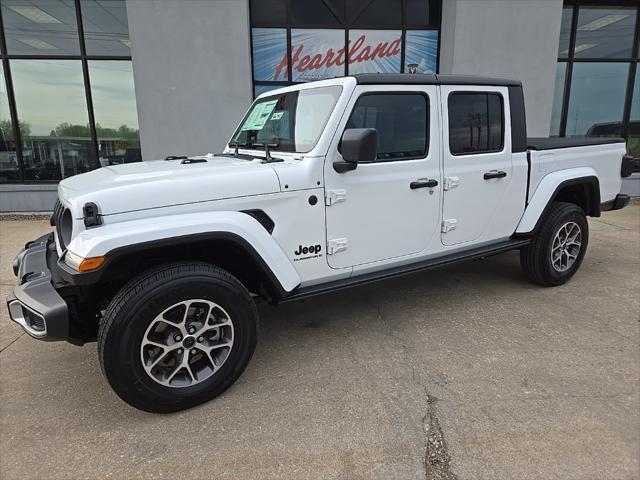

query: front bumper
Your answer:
[6,234,69,341]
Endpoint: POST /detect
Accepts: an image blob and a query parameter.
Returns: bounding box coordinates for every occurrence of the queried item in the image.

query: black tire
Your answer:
[520,202,589,287]
[98,262,257,413]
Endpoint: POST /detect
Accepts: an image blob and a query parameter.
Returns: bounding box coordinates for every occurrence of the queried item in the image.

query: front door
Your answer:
[440,86,513,246]
[324,85,441,269]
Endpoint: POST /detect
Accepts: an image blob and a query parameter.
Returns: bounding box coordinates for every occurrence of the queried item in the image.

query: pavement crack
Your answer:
[592,218,635,231]
[0,332,25,354]
[376,306,457,480]
[423,395,457,480]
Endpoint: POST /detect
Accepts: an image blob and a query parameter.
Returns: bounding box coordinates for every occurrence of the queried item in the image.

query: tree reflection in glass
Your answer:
[88,61,140,165]
[11,60,93,180]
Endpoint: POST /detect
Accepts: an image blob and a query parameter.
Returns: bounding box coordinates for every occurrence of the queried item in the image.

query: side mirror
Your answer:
[334,128,378,173]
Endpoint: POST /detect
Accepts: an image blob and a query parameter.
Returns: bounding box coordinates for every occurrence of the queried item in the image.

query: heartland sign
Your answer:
[251,28,438,86]
[276,30,403,82]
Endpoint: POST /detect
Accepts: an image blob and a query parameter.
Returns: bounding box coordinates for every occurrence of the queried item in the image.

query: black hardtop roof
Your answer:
[352,73,521,87]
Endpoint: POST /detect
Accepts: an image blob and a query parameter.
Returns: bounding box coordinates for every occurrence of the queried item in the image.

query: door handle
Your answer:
[483,170,507,180]
[410,179,438,189]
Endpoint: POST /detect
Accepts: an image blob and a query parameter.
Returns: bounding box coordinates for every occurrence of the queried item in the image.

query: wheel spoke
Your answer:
[205,341,233,352]
[184,363,195,383]
[148,349,167,370]
[145,339,168,349]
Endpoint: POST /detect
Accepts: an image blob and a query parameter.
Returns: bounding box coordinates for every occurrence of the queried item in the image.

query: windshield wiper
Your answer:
[253,142,283,163]
[228,140,248,157]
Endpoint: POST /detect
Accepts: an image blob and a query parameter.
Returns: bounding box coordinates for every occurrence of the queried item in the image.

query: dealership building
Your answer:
[0,0,639,212]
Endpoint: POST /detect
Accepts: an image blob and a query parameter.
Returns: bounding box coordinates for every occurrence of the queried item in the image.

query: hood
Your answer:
[58,155,281,216]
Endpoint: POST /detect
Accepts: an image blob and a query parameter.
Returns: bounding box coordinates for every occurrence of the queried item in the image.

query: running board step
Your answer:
[279,239,530,303]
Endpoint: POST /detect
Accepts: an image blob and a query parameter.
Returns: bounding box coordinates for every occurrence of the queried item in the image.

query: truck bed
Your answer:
[527,136,625,151]
[526,137,627,207]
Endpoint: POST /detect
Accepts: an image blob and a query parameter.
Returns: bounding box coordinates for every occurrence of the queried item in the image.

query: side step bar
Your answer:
[279,239,530,303]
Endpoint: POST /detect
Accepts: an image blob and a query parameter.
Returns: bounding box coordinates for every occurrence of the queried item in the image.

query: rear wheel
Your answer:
[98,262,257,413]
[520,202,589,287]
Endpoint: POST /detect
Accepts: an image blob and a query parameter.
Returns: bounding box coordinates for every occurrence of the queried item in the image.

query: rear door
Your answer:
[440,86,513,245]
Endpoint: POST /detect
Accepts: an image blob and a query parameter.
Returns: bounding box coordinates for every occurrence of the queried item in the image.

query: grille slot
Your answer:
[52,199,68,251]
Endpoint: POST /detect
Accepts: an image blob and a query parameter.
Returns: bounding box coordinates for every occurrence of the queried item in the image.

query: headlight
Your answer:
[64,250,106,272]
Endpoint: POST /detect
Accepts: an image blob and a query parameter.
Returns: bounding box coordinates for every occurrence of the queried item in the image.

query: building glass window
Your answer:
[290,29,346,82]
[1,0,81,55]
[565,62,629,136]
[0,0,139,183]
[405,0,438,28]
[0,68,19,181]
[81,0,130,56]
[11,60,92,180]
[629,75,640,157]
[346,93,428,161]
[249,0,287,26]
[550,62,567,136]
[252,28,288,82]
[88,61,140,165]
[351,0,401,27]
[550,2,639,165]
[290,0,342,26]
[405,30,438,74]
[574,6,636,59]
[558,7,573,57]
[249,0,441,97]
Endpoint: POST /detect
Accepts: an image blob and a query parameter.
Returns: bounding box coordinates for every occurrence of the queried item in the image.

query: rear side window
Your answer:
[345,93,428,161]
[448,92,504,155]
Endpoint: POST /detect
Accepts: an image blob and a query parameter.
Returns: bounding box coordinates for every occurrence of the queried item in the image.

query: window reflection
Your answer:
[81,0,131,56]
[347,94,428,160]
[557,7,573,58]
[88,61,141,165]
[629,75,639,158]
[1,0,81,55]
[566,62,628,137]
[549,62,566,136]
[574,7,637,59]
[1,69,20,181]
[11,60,94,181]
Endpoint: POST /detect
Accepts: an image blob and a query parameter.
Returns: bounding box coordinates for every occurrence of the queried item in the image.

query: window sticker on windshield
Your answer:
[271,111,284,120]
[241,100,278,131]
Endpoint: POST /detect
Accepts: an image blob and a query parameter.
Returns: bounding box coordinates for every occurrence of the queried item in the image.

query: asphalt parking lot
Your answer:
[1,205,638,480]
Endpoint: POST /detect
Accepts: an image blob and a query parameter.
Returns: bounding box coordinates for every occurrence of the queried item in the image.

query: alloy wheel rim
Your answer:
[140,299,234,388]
[551,221,582,273]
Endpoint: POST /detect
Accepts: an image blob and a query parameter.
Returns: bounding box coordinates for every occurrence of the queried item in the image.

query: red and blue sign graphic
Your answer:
[252,28,438,85]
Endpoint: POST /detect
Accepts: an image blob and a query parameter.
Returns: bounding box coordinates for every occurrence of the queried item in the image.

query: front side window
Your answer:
[231,86,342,153]
[448,92,504,155]
[345,93,428,161]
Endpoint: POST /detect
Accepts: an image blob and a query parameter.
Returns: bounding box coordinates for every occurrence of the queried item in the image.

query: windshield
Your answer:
[231,86,342,153]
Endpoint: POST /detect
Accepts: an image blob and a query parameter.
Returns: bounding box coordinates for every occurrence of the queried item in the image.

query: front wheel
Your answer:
[98,262,257,413]
[520,202,589,287]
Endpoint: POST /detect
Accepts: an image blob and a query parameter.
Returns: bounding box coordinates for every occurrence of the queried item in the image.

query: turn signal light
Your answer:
[78,256,106,272]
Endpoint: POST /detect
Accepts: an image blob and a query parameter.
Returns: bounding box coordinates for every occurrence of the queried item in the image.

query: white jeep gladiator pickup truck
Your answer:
[7,74,633,412]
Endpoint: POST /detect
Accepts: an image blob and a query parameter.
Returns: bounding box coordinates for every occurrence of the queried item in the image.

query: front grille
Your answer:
[23,307,46,332]
[51,199,67,251]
